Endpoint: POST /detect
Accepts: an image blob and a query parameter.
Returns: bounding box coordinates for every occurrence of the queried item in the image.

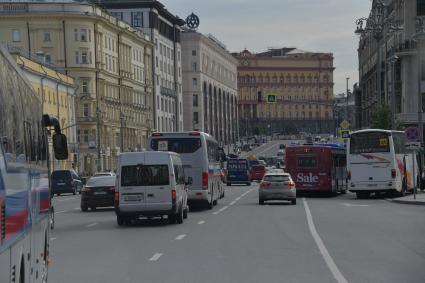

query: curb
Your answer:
[390,199,425,206]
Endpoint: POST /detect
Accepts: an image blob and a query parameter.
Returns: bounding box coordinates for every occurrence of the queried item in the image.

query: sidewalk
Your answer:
[391,191,425,206]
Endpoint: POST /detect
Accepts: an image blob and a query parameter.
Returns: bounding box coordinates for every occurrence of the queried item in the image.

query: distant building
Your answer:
[233,48,334,136]
[97,0,185,132]
[333,88,356,133]
[0,1,154,174]
[181,30,238,144]
[11,49,77,170]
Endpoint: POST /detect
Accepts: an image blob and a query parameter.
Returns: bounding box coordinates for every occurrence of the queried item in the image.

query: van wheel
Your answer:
[227,183,231,186]
[213,198,218,206]
[73,188,76,195]
[183,207,188,219]
[117,216,125,226]
[81,205,88,212]
[259,199,264,205]
[291,199,297,205]
[168,213,177,224]
[356,192,370,199]
[176,206,184,224]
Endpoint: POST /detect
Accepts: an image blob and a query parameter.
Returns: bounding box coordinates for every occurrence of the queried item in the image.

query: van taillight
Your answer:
[202,172,208,190]
[171,189,176,204]
[347,171,351,180]
[114,191,119,202]
[391,169,396,178]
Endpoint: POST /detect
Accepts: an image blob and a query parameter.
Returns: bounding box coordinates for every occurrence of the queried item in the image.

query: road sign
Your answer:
[340,120,350,130]
[340,129,350,140]
[266,94,276,104]
[405,127,420,142]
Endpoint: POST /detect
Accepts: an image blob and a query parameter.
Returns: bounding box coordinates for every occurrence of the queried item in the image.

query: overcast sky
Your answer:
[161,0,372,95]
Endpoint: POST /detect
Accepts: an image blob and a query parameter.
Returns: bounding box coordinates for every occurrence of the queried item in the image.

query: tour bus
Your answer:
[148,131,223,209]
[0,47,68,283]
[285,144,347,194]
[347,129,418,198]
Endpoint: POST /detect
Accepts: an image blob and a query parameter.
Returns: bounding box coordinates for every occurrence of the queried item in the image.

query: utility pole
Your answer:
[346,77,350,121]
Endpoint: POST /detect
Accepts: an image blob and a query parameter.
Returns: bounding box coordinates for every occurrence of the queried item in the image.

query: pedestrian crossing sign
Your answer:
[340,129,350,140]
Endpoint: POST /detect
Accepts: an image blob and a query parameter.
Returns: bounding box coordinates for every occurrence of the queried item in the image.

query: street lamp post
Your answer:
[415,17,425,145]
[346,77,350,122]
[96,106,101,172]
[388,54,398,129]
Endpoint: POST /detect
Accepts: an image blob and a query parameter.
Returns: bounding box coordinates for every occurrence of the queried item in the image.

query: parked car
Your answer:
[115,151,189,226]
[226,158,250,186]
[250,164,266,181]
[259,172,296,205]
[81,176,116,211]
[51,170,83,196]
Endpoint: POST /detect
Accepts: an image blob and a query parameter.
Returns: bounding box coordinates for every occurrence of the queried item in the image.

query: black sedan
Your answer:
[81,176,116,212]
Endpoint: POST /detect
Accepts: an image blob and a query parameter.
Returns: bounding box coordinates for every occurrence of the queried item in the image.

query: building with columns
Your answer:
[96,0,185,132]
[181,31,239,144]
[233,48,334,135]
[0,1,154,174]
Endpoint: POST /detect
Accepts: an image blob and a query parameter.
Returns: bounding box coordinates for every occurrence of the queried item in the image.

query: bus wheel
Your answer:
[356,192,370,199]
[400,179,407,197]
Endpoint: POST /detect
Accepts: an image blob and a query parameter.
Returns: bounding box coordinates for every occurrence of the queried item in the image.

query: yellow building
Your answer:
[233,48,335,135]
[12,51,77,170]
[0,1,154,174]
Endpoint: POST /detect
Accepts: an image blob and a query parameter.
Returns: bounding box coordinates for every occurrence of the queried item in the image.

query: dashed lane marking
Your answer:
[55,210,68,214]
[303,198,348,283]
[229,201,236,206]
[50,237,57,241]
[86,222,98,228]
[149,253,163,261]
[197,220,205,225]
[175,234,186,240]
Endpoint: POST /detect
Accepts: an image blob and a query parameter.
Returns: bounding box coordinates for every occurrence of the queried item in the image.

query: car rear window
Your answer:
[252,165,265,171]
[121,165,169,186]
[264,175,290,182]
[87,176,116,187]
[52,170,71,180]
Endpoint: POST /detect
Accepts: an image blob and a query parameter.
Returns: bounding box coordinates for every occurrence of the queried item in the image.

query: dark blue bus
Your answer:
[226,159,251,186]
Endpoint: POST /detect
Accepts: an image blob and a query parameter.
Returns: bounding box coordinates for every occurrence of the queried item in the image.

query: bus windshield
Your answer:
[350,132,390,154]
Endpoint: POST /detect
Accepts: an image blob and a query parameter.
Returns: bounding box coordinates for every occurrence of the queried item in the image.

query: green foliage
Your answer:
[371,105,391,129]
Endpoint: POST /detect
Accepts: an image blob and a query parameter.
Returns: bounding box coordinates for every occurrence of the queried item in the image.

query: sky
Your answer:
[161,0,372,95]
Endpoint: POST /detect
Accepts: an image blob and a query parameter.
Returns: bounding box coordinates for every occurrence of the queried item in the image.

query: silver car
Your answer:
[259,173,296,205]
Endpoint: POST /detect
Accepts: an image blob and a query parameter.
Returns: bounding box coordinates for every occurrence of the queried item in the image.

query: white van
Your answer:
[115,151,189,225]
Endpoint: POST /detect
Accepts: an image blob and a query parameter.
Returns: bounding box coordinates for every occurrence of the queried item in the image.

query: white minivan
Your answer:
[115,151,189,226]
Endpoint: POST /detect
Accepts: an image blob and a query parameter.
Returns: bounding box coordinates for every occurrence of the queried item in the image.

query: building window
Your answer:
[193,94,198,107]
[80,29,87,42]
[192,78,197,86]
[74,29,78,41]
[81,52,88,64]
[83,130,89,143]
[192,50,196,56]
[12,30,20,42]
[132,12,143,27]
[43,31,51,42]
[193,112,199,124]
[82,80,89,94]
[45,53,51,64]
[75,51,79,64]
[111,12,123,20]
[83,104,89,117]
[192,62,197,71]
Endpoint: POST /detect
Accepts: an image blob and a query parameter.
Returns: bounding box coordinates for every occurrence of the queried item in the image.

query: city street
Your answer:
[49,143,425,283]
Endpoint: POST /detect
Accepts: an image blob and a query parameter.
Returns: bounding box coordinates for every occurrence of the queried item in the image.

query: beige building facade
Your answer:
[181,31,238,144]
[233,48,334,135]
[0,1,153,174]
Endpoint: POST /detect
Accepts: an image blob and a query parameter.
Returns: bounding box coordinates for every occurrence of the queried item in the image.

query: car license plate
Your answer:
[94,191,107,195]
[57,182,65,186]
[124,195,143,201]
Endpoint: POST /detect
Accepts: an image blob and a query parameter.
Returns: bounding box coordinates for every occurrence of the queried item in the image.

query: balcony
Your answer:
[395,40,417,57]
[160,86,177,98]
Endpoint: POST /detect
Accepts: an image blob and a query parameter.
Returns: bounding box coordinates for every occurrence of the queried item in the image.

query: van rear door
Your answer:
[120,165,146,204]
[143,164,172,208]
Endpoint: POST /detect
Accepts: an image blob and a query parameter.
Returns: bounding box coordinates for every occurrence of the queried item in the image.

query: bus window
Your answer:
[297,156,318,168]
[350,132,390,154]
[151,138,201,154]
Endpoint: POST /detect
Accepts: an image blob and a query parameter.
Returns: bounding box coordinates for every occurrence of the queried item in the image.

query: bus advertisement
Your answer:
[285,144,347,194]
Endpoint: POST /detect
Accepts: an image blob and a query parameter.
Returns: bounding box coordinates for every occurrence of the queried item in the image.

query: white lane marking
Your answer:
[197,220,205,225]
[175,234,186,240]
[50,237,57,241]
[58,197,76,202]
[341,202,369,207]
[229,201,236,206]
[213,205,229,215]
[86,222,98,228]
[303,198,348,283]
[55,210,68,214]
[74,207,80,210]
[235,197,241,201]
[149,253,163,261]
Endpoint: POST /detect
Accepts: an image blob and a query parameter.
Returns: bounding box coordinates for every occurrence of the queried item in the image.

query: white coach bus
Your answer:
[347,129,418,199]
[148,131,224,209]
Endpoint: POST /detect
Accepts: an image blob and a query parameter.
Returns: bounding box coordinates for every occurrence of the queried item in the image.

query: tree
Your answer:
[371,105,391,129]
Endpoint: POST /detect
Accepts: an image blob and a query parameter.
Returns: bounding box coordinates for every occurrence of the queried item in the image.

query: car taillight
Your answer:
[152,132,162,136]
[189,131,200,136]
[114,191,119,202]
[81,186,91,192]
[171,189,176,204]
[347,171,351,180]
[202,172,208,190]
[284,181,295,187]
[260,181,271,187]
[391,169,396,178]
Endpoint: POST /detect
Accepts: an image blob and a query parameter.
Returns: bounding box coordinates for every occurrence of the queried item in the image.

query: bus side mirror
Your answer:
[53,133,69,160]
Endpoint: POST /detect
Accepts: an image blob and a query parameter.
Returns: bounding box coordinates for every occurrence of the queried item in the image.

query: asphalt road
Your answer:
[49,182,425,282]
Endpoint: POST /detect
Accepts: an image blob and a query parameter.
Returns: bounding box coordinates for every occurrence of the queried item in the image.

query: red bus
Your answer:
[285,144,347,194]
